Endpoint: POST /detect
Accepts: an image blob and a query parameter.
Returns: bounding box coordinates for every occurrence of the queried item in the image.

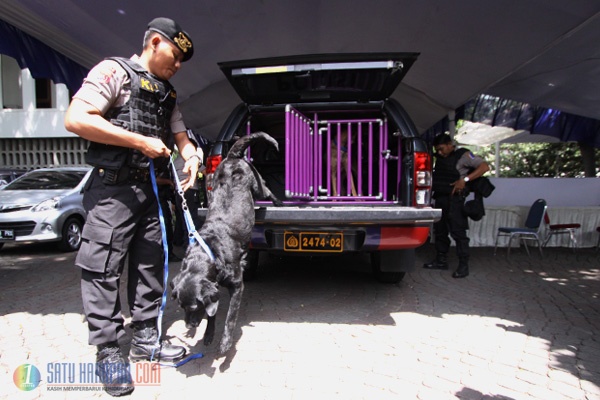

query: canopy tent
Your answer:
[0,19,87,93]
[432,94,600,148]
[1,0,600,145]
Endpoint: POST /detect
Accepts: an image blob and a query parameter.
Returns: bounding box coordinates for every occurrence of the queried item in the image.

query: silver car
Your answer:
[0,167,92,252]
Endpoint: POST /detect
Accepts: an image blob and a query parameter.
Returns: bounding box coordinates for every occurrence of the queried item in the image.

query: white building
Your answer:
[1,54,88,170]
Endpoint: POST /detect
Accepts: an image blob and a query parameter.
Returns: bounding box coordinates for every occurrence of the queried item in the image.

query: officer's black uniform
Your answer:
[428,148,471,270]
[76,57,182,355]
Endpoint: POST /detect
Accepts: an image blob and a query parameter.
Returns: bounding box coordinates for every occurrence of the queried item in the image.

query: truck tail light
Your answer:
[414,151,432,207]
[204,154,222,192]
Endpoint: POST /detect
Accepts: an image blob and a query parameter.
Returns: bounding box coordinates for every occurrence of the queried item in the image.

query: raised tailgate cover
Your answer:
[218,52,419,105]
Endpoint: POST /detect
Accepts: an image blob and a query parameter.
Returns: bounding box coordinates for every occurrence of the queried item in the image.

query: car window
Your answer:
[4,171,87,190]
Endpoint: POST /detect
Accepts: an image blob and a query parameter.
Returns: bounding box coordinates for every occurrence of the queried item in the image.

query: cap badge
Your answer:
[174,32,192,54]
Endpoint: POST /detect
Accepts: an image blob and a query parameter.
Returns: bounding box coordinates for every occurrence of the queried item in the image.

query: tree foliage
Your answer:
[466,142,599,178]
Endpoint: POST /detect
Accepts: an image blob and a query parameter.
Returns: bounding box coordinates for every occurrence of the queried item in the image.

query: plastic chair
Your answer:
[542,213,580,250]
[494,199,547,257]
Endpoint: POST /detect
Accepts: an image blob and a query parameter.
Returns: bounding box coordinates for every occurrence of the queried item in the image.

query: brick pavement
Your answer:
[1,242,599,399]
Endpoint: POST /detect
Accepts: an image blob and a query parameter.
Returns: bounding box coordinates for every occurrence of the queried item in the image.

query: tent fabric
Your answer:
[426,94,600,149]
[1,1,600,145]
[460,94,600,148]
[0,19,88,93]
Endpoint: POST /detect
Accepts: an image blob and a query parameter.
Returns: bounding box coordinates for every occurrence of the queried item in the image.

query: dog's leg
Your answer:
[331,150,338,197]
[219,282,244,354]
[203,315,216,346]
[349,167,357,197]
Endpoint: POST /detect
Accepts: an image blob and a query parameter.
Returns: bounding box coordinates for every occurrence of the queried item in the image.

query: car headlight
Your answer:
[31,196,63,212]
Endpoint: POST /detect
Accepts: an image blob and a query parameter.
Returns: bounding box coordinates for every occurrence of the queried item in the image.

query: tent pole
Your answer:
[495,142,500,177]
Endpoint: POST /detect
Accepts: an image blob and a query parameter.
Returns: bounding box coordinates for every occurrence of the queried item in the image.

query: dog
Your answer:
[170,131,283,354]
[330,126,358,197]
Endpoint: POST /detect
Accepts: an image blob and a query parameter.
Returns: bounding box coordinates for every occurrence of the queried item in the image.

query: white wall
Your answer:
[486,178,600,207]
[0,67,74,139]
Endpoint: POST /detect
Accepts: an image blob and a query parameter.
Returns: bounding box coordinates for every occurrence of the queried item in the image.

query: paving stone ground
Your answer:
[1,241,599,399]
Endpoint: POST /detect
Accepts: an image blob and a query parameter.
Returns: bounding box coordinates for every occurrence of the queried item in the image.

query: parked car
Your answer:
[0,167,92,252]
[202,53,441,283]
[0,168,28,189]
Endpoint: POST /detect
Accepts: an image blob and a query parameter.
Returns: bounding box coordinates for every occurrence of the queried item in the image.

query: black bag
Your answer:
[469,177,495,198]
[463,196,485,221]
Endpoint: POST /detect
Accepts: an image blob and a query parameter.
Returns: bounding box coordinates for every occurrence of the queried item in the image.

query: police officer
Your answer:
[65,18,198,396]
[423,133,490,278]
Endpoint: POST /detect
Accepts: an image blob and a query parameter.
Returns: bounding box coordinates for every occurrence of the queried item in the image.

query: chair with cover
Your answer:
[542,212,581,250]
[494,199,547,257]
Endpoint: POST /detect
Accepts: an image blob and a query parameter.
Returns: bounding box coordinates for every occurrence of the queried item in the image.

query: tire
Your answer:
[371,252,406,284]
[58,217,84,252]
[0,243,4,252]
[243,250,260,281]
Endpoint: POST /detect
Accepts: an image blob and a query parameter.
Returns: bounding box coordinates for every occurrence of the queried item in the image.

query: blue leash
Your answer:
[169,157,215,261]
[149,157,208,367]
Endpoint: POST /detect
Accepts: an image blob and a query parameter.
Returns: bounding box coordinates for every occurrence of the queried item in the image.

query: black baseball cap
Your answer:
[147,17,194,62]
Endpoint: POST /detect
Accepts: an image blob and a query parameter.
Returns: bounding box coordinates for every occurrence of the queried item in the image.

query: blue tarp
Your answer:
[0,19,88,93]
[427,94,600,148]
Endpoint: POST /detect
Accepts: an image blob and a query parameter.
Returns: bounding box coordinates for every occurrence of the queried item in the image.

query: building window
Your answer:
[35,78,53,109]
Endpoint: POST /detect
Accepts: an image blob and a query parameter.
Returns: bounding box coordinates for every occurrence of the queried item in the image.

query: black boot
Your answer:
[423,253,449,270]
[129,320,186,363]
[452,259,469,279]
[95,342,134,397]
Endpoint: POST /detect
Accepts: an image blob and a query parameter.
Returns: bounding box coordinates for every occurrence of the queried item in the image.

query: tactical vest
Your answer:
[432,148,469,195]
[85,57,177,172]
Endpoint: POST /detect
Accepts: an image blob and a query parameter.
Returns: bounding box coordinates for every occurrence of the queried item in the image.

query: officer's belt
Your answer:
[97,166,151,185]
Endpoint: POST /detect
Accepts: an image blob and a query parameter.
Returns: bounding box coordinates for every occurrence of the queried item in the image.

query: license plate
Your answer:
[1,229,14,240]
[284,231,343,252]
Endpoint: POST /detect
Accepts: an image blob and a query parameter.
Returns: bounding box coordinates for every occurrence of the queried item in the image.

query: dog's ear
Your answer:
[198,280,220,317]
[205,298,219,317]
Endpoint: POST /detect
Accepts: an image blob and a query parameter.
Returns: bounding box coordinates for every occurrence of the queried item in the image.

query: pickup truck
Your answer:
[201,53,441,283]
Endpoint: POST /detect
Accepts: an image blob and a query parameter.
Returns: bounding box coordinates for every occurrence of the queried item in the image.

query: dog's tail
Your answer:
[227,131,279,159]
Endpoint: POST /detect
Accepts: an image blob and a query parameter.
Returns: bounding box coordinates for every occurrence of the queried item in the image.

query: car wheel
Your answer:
[58,217,84,252]
[371,252,406,284]
[243,250,260,281]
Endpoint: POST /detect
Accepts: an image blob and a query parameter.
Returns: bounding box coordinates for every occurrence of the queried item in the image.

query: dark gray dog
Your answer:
[171,131,282,354]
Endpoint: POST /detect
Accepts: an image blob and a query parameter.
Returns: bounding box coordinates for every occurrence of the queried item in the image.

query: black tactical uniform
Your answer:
[75,57,184,362]
[424,135,488,279]
[429,147,471,267]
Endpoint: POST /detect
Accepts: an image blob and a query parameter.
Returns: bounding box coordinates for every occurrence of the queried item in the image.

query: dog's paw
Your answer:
[203,334,214,346]
[273,198,284,207]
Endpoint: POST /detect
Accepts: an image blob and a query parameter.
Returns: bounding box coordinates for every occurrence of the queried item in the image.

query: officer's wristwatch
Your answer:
[463,176,470,182]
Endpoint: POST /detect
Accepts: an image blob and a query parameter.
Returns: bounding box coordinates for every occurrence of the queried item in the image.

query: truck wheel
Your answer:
[371,252,406,284]
[244,250,260,281]
[58,217,84,252]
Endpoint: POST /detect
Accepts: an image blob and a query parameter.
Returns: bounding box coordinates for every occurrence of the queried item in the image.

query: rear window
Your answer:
[4,170,87,190]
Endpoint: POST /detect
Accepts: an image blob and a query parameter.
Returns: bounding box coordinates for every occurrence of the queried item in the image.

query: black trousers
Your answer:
[76,171,164,346]
[432,194,470,262]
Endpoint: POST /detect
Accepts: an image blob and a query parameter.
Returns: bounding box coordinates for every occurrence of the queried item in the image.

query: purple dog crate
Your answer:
[282,105,399,205]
